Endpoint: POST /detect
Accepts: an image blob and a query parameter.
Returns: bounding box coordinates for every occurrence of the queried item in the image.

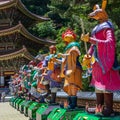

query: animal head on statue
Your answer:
[88,0,108,23]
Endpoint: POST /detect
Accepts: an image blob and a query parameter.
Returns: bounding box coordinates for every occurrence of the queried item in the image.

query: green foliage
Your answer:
[82,76,94,91]
[22,0,50,15]
[38,47,49,54]
[55,27,67,53]
[30,21,56,39]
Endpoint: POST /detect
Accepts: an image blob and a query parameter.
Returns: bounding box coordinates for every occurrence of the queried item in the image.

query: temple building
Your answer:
[0,0,55,88]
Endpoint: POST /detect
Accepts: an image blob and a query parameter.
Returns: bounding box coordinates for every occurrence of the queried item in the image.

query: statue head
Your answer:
[49,45,56,54]
[62,29,76,44]
[28,60,37,68]
[88,0,108,23]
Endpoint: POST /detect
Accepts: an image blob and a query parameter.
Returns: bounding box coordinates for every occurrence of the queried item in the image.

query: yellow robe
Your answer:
[63,46,82,96]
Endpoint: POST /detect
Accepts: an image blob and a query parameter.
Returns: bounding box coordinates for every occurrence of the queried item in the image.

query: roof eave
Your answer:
[0,23,56,45]
[0,0,50,22]
[0,46,34,61]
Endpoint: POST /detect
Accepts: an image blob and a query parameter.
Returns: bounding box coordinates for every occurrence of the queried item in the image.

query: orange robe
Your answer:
[63,46,82,96]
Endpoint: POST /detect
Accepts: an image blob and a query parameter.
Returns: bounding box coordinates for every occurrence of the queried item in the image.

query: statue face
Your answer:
[49,48,56,54]
[64,36,74,43]
[88,3,108,22]
[88,9,108,22]
[49,45,56,54]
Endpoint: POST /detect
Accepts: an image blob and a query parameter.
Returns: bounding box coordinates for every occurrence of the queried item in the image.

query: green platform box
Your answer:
[102,115,120,120]
[36,104,60,120]
[73,113,120,120]
[16,99,24,110]
[12,98,18,107]
[19,100,26,112]
[73,113,101,120]
[9,97,17,106]
[47,108,84,120]
[28,102,41,120]
[24,100,34,116]
[13,98,20,108]
[47,108,66,120]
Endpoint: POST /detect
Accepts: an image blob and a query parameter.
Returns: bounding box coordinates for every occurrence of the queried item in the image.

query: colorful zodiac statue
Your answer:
[81,0,120,116]
[55,29,83,109]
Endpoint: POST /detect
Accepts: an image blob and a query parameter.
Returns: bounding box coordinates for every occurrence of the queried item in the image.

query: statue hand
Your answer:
[66,70,72,77]
[81,33,89,42]
[52,57,57,62]
[82,54,91,68]
[57,53,63,58]
[42,73,47,76]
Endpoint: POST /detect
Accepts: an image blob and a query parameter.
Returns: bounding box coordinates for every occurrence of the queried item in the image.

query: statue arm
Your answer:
[89,29,114,44]
[87,44,94,56]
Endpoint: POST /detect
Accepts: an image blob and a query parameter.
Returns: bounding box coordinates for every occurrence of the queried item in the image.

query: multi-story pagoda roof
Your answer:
[0,0,55,75]
[0,46,34,72]
[0,0,50,28]
[0,0,56,56]
[0,22,55,45]
[0,46,34,61]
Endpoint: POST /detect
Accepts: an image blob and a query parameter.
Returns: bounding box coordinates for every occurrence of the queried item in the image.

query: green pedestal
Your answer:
[36,104,60,120]
[13,98,20,108]
[23,100,34,116]
[28,102,41,120]
[102,115,120,120]
[19,100,26,112]
[47,108,66,120]
[73,113,120,120]
[16,99,24,110]
[9,97,17,106]
[73,113,101,120]
[47,108,84,120]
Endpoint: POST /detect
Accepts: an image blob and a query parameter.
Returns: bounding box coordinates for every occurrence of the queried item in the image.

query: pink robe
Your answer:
[88,22,120,91]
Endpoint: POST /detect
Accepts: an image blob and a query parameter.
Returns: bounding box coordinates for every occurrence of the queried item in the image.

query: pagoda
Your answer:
[0,0,55,88]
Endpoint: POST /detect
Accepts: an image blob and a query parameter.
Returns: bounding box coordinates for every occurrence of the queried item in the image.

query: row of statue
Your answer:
[9,0,120,117]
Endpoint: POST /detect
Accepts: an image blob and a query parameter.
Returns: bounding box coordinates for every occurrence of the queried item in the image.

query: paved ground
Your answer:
[0,102,29,120]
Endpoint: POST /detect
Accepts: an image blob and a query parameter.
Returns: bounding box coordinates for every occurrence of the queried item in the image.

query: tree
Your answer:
[30,21,56,39]
[22,0,50,16]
